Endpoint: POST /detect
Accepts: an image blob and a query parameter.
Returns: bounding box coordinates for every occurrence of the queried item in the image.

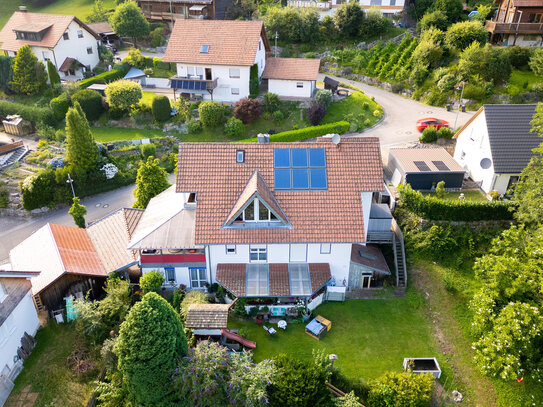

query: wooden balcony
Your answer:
[142,11,206,21]
[486,20,543,35]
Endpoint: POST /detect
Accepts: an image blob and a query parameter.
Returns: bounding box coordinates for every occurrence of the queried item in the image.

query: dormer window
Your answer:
[200,45,209,53]
[233,198,280,223]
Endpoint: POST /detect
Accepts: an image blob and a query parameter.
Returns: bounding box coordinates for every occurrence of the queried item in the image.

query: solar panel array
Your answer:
[170,79,208,91]
[413,161,431,172]
[274,148,328,190]
[432,160,450,171]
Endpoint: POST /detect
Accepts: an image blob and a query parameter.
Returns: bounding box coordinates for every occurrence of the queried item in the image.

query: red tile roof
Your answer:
[0,12,99,52]
[269,264,290,296]
[351,244,390,275]
[262,58,321,81]
[176,138,383,244]
[59,57,76,73]
[163,20,270,66]
[309,263,332,292]
[216,263,246,297]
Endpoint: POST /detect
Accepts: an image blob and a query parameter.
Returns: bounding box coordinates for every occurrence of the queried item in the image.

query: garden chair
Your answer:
[263,325,276,335]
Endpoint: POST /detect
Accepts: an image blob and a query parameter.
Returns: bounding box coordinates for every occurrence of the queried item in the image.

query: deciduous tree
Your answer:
[445,21,488,51]
[105,79,143,111]
[133,156,170,208]
[65,102,99,171]
[529,48,543,76]
[333,2,365,39]
[10,45,46,95]
[109,1,149,46]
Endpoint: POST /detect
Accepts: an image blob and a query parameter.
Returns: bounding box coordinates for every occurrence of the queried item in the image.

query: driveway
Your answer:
[318,73,475,148]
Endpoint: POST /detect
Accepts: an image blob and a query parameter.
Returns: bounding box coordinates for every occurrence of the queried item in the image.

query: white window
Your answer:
[0,282,6,302]
[226,245,236,254]
[4,315,15,334]
[290,244,307,262]
[236,150,245,163]
[164,267,176,283]
[235,199,279,223]
[231,88,240,95]
[196,66,204,77]
[190,268,207,288]
[296,82,303,88]
[187,66,195,76]
[77,30,83,38]
[320,243,331,254]
[250,246,267,262]
[63,31,69,40]
[229,68,240,78]
[87,47,93,55]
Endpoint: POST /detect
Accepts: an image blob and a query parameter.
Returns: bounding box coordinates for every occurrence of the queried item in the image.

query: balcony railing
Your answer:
[142,11,206,21]
[486,20,543,35]
[170,76,218,91]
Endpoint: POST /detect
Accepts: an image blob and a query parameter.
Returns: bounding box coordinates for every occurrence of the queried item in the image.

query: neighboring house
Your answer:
[134,137,392,296]
[163,20,270,102]
[138,0,215,21]
[453,104,539,195]
[387,148,465,190]
[486,0,543,46]
[262,58,320,99]
[0,270,41,406]
[330,0,406,18]
[86,21,118,45]
[0,10,101,80]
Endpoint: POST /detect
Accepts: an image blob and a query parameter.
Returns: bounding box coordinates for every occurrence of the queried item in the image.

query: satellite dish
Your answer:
[480,158,492,169]
[332,134,341,146]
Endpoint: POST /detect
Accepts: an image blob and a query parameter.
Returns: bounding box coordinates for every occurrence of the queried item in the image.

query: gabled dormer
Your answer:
[223,169,290,229]
[13,23,52,42]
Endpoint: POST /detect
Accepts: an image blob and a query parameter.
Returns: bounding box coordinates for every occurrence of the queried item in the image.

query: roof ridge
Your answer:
[128,206,185,249]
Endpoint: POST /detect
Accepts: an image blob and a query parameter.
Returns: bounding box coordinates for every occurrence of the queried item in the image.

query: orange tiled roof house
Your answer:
[485,0,543,46]
[0,10,101,80]
[131,138,394,302]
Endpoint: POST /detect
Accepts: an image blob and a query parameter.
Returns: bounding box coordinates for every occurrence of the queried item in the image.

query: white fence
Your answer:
[307,292,325,311]
[142,77,170,88]
[288,0,331,8]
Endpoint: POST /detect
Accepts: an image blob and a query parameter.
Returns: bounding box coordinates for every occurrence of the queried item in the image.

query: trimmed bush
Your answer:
[0,100,55,126]
[50,94,69,121]
[437,127,454,139]
[233,98,263,124]
[315,89,332,108]
[79,68,129,89]
[263,92,281,113]
[240,121,349,143]
[152,95,171,123]
[140,270,165,294]
[187,118,202,133]
[140,143,157,159]
[198,101,224,128]
[224,117,245,137]
[72,89,103,121]
[307,103,326,125]
[419,126,439,143]
[272,110,284,123]
[398,184,515,221]
[105,80,143,111]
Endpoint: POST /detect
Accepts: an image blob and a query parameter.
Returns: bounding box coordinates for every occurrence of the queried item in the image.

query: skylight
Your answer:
[274,148,327,190]
[200,45,209,53]
[289,263,312,296]
[246,264,269,296]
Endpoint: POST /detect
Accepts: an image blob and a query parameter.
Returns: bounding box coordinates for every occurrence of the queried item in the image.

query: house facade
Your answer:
[138,0,214,21]
[0,11,100,80]
[0,270,41,406]
[163,20,269,102]
[134,138,392,296]
[453,104,539,195]
[330,0,406,18]
[486,0,543,46]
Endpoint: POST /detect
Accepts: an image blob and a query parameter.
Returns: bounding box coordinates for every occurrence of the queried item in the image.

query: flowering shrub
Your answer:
[101,163,118,179]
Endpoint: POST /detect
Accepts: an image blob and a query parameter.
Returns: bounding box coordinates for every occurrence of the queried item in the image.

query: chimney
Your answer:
[184,193,196,210]
[257,133,270,143]
[19,6,27,12]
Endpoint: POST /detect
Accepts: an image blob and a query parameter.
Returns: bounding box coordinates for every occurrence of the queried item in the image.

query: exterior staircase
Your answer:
[0,144,28,170]
[392,220,407,289]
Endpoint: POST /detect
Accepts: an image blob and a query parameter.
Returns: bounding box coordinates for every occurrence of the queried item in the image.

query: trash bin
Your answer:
[446,104,452,111]
[461,104,466,112]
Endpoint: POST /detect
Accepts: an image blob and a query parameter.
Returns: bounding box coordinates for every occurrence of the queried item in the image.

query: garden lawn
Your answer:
[421,189,487,202]
[5,322,99,407]
[140,91,156,110]
[321,92,381,128]
[92,126,165,142]
[229,298,446,382]
[507,69,541,93]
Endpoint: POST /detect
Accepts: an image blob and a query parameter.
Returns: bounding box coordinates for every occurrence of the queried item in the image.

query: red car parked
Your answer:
[416,118,449,132]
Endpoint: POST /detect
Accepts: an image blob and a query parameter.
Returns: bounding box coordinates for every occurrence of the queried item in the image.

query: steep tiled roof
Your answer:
[262,58,321,81]
[390,147,464,173]
[87,208,144,272]
[483,104,539,174]
[216,264,246,297]
[59,57,76,73]
[185,303,230,329]
[224,169,288,226]
[177,138,383,244]
[0,12,99,52]
[269,264,289,296]
[163,20,270,66]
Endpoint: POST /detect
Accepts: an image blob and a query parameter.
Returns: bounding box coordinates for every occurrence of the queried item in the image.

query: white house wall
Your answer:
[453,111,496,193]
[268,79,314,98]
[0,292,40,375]
[253,37,266,78]
[361,191,372,239]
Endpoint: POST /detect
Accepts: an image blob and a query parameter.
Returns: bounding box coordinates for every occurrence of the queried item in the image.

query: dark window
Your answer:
[63,32,69,40]
[432,161,450,171]
[87,47,93,54]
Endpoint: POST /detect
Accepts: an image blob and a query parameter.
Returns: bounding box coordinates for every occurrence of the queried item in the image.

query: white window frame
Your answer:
[226,245,236,255]
[289,244,307,262]
[296,82,304,88]
[0,282,7,302]
[320,243,331,254]
[190,268,207,288]
[196,66,204,77]
[164,267,176,284]
[77,30,83,38]
[187,66,195,76]
[229,68,240,78]
[231,88,240,95]
[249,245,267,262]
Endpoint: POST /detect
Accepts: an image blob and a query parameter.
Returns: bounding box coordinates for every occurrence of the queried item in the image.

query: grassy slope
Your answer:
[92,126,165,142]
[5,322,99,407]
[507,69,541,93]
[321,91,380,125]
[229,298,450,382]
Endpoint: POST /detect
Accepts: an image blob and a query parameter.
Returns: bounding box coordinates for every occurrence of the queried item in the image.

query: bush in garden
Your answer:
[263,92,281,113]
[315,89,332,109]
[151,27,164,47]
[373,109,382,117]
[115,292,187,405]
[140,270,165,294]
[437,74,457,92]
[419,126,439,143]
[0,55,13,91]
[224,117,245,137]
[459,42,511,84]
[502,46,533,69]
[180,290,208,322]
[10,44,47,95]
[0,182,9,208]
[435,180,445,199]
[272,110,284,123]
[151,95,171,122]
[72,89,103,121]
[133,156,170,209]
[0,100,56,127]
[532,82,543,98]
[529,48,543,76]
[105,79,143,111]
[140,143,157,160]
[187,117,202,133]
[437,127,454,139]
[307,103,326,126]
[417,10,448,33]
[20,168,70,210]
[368,371,434,407]
[50,94,70,120]
[248,121,349,142]
[233,97,263,124]
[198,101,225,128]
[444,21,488,51]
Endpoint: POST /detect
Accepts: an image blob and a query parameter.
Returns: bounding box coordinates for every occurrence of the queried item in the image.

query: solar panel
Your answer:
[291,149,308,167]
[309,148,326,167]
[432,160,450,171]
[413,161,431,172]
[274,148,327,190]
[274,149,290,167]
[274,169,291,189]
[292,169,309,189]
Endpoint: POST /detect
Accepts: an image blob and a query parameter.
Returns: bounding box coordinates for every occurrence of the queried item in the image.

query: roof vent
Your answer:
[185,192,197,210]
[200,45,209,54]
[19,6,28,12]
[257,134,269,143]
[236,150,245,163]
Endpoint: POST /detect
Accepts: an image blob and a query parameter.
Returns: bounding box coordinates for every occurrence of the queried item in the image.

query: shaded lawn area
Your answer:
[229,299,445,382]
[92,126,165,142]
[140,91,156,110]
[422,189,487,202]
[321,91,381,127]
[5,322,99,407]
[507,69,541,93]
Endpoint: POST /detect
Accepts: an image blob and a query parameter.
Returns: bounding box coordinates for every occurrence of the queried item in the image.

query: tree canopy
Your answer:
[105,79,143,111]
[133,156,170,209]
[444,21,488,51]
[109,1,149,45]
[10,45,46,95]
[458,42,511,84]
[65,102,99,172]
[333,2,365,39]
[68,197,87,228]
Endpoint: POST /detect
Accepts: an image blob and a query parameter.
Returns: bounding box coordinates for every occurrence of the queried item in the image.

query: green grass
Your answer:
[140,91,156,110]
[507,69,541,93]
[229,298,447,382]
[92,126,165,142]
[422,189,487,202]
[6,322,99,407]
[321,91,381,127]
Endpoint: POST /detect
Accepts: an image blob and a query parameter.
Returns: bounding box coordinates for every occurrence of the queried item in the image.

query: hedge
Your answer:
[72,89,103,121]
[238,121,349,143]
[0,100,56,126]
[79,68,129,89]
[398,184,516,221]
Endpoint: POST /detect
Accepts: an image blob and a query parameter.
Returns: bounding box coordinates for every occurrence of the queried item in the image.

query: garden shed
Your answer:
[186,303,231,336]
[388,148,465,190]
[323,76,339,94]
[2,115,30,136]
[262,58,320,99]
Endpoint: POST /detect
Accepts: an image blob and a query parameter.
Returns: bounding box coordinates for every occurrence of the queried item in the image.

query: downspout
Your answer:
[205,245,212,284]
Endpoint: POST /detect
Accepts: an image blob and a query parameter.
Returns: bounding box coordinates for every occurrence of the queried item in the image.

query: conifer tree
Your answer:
[65,102,99,171]
[133,156,170,209]
[69,197,87,228]
[47,59,61,88]
[10,45,46,95]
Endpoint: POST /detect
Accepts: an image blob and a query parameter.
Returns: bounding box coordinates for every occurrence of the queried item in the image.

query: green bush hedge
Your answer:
[398,184,515,221]
[152,95,171,122]
[239,121,349,143]
[0,100,56,126]
[50,93,69,121]
[72,89,103,121]
[79,68,129,89]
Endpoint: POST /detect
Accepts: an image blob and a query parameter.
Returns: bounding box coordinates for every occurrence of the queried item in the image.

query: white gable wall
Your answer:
[254,36,266,78]
[268,79,315,98]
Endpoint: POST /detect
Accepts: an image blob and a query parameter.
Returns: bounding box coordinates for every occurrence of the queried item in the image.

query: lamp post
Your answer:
[66,173,75,198]
[274,32,279,58]
[454,81,466,130]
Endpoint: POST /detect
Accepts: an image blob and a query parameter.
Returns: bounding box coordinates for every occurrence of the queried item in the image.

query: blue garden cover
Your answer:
[306,318,324,336]
[124,67,145,79]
